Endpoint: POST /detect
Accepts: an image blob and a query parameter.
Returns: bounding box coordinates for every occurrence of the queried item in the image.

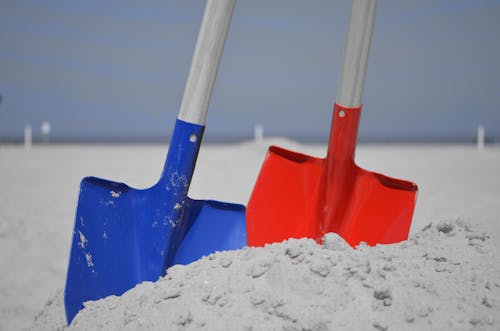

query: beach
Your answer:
[1,141,499,330]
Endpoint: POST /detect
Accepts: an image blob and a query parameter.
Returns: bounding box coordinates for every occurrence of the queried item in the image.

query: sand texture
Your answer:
[1,142,499,330]
[30,220,499,331]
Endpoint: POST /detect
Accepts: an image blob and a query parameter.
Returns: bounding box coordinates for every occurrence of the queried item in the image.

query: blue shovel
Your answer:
[64,0,246,324]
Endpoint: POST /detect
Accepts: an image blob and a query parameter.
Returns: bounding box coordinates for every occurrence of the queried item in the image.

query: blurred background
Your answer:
[1,2,500,329]
[1,0,499,143]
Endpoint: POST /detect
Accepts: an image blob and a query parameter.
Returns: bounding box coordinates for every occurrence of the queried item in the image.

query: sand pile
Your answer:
[31,219,499,330]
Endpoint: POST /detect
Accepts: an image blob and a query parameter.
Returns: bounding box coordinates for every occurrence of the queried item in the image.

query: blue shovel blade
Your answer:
[173,199,247,265]
[64,120,247,324]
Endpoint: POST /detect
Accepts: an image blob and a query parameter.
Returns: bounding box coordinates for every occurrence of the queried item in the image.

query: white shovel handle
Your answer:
[178,0,235,125]
[336,0,377,108]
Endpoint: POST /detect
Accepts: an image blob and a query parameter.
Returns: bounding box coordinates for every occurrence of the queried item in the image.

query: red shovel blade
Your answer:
[247,104,418,247]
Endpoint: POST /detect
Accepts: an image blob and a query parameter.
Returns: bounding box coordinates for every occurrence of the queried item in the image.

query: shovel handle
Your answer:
[178,0,235,125]
[336,0,377,108]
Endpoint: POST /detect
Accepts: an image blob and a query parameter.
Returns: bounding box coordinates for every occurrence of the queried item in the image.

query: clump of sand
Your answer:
[31,220,500,330]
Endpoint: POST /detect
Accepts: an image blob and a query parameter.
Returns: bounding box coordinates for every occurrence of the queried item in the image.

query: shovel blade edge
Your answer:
[247,146,324,246]
[336,166,417,246]
[173,199,247,265]
[65,177,144,324]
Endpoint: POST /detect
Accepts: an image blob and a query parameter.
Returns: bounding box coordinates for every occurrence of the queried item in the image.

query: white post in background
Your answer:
[24,125,32,149]
[41,121,51,143]
[477,125,485,150]
[254,123,264,143]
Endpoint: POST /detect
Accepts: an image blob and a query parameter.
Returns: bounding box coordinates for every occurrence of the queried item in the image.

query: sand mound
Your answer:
[31,220,500,330]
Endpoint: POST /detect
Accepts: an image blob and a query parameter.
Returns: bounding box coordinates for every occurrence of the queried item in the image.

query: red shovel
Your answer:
[247,0,417,247]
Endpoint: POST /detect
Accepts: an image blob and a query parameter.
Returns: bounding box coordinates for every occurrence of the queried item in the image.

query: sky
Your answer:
[0,0,499,142]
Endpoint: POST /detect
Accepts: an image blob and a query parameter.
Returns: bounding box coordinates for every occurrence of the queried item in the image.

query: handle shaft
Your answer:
[336,0,377,108]
[178,0,235,125]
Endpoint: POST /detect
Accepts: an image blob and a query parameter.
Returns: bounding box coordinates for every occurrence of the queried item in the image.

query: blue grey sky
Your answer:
[1,1,499,142]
